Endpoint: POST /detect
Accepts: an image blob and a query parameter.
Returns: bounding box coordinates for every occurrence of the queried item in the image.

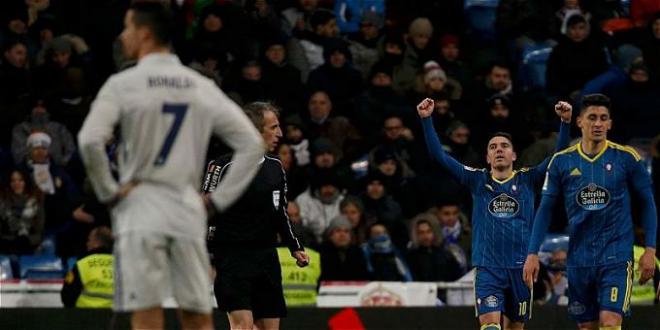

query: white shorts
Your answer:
[113,231,214,313]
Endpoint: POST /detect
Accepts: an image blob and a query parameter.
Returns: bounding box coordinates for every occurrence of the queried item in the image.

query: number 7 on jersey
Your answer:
[154,103,188,166]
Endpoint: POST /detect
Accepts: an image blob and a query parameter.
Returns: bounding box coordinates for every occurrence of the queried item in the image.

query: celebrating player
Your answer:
[417,97,571,330]
[77,2,264,329]
[524,93,658,330]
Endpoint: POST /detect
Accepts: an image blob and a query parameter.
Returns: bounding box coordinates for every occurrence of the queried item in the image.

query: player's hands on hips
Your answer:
[523,254,540,288]
[417,98,434,118]
[555,101,572,123]
[293,251,310,267]
[108,180,138,207]
[638,248,656,284]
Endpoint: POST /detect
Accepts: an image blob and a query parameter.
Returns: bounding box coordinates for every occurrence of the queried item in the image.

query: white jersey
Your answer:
[78,53,263,238]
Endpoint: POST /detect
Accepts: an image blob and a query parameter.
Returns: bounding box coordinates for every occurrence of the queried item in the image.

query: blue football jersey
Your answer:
[542,141,651,267]
[457,166,543,268]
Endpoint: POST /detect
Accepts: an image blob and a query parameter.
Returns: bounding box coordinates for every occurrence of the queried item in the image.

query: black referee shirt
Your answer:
[202,154,303,255]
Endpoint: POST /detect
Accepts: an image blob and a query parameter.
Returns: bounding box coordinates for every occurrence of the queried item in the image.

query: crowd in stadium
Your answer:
[1,0,659,306]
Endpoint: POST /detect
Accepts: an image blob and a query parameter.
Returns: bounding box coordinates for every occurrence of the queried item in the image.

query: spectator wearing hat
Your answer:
[319,215,369,281]
[359,170,408,250]
[11,98,76,166]
[307,40,363,118]
[466,61,517,124]
[19,132,78,248]
[295,168,345,243]
[343,10,385,78]
[261,37,305,118]
[410,60,462,104]
[437,34,470,89]
[34,35,95,107]
[393,17,438,95]
[546,13,609,99]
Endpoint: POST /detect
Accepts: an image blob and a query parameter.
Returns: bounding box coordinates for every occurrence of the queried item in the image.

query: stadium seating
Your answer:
[464,0,500,41]
[538,234,569,265]
[519,45,553,91]
[19,255,64,279]
[0,255,13,280]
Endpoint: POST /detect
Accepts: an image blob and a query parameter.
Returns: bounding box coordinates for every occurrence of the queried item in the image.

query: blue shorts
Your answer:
[474,267,531,322]
[566,261,633,323]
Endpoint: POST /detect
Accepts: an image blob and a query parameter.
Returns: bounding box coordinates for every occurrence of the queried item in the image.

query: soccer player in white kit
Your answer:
[77,2,264,329]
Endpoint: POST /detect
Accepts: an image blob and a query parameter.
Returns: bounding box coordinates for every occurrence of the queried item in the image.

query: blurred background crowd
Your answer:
[1,0,659,305]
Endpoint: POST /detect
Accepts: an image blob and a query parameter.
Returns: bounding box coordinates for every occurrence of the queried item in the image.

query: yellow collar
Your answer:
[577,140,609,163]
[491,171,516,184]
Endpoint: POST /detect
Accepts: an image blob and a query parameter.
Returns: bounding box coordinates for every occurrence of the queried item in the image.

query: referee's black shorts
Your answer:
[213,247,287,319]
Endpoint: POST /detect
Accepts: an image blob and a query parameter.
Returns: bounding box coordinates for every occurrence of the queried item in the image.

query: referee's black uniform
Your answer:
[202,153,303,318]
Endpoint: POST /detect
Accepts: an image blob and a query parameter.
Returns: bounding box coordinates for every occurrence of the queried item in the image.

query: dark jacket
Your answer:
[319,242,369,281]
[203,154,303,256]
[407,245,463,282]
[546,35,609,98]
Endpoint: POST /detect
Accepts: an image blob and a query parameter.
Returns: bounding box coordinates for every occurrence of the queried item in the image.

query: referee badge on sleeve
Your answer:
[272,191,281,208]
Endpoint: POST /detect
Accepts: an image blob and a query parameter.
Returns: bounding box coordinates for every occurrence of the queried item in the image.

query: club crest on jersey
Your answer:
[272,191,281,208]
[605,163,613,172]
[488,193,519,218]
[483,295,499,308]
[576,183,610,211]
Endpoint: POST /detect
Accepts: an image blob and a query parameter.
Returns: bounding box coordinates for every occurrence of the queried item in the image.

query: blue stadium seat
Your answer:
[66,257,77,272]
[36,236,57,255]
[464,0,500,41]
[519,45,553,90]
[540,234,569,253]
[0,255,13,280]
[19,255,63,279]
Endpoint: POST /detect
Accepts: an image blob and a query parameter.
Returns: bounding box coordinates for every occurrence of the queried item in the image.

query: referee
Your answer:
[202,101,309,330]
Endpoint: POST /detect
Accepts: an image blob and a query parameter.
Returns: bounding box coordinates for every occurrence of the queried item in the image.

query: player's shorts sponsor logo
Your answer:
[480,295,499,308]
[568,301,586,315]
[576,183,610,211]
[488,193,519,218]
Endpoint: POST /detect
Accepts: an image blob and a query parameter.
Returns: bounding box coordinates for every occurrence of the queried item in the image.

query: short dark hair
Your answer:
[243,101,280,131]
[129,1,174,46]
[580,93,611,114]
[90,226,114,249]
[488,132,514,148]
